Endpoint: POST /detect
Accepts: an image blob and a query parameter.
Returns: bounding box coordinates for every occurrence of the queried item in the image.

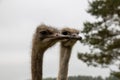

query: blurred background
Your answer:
[0,0,120,80]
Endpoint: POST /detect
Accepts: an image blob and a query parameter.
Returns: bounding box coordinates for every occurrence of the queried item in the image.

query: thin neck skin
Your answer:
[31,42,45,80]
[57,43,72,80]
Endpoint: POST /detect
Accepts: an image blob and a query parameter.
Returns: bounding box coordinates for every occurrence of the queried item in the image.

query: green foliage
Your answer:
[43,75,119,80]
[43,76,98,80]
[88,0,120,18]
[111,71,120,79]
[43,78,56,80]
[78,0,120,78]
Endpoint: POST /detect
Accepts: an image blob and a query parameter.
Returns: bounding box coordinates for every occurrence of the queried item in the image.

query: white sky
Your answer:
[0,0,110,80]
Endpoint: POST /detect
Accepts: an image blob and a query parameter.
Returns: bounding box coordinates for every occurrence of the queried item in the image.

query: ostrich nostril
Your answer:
[55,33,59,36]
[72,34,77,37]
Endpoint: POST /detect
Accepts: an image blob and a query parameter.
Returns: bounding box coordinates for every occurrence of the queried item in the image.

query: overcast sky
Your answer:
[0,0,111,80]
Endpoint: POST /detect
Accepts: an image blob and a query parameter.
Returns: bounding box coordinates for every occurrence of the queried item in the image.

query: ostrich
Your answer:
[31,24,81,80]
[57,28,82,80]
[31,24,64,80]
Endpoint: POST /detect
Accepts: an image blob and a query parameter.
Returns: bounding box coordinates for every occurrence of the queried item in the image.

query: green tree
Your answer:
[78,0,120,78]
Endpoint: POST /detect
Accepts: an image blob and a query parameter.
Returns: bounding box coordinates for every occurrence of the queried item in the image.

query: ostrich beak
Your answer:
[47,34,82,41]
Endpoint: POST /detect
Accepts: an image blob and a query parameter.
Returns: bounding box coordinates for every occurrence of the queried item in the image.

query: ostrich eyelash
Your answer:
[40,31,48,35]
[62,31,69,35]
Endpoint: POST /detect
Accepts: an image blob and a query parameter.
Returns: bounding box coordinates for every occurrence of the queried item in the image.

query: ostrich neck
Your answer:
[57,43,72,80]
[31,44,46,80]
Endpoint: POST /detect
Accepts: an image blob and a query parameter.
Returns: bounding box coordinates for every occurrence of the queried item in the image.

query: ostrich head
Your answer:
[33,24,63,49]
[61,27,82,47]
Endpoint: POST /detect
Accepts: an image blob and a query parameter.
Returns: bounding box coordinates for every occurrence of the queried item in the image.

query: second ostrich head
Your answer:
[60,27,82,47]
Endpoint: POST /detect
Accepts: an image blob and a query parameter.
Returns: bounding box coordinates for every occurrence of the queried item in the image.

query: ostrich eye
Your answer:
[77,32,79,34]
[40,31,48,35]
[62,31,69,35]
